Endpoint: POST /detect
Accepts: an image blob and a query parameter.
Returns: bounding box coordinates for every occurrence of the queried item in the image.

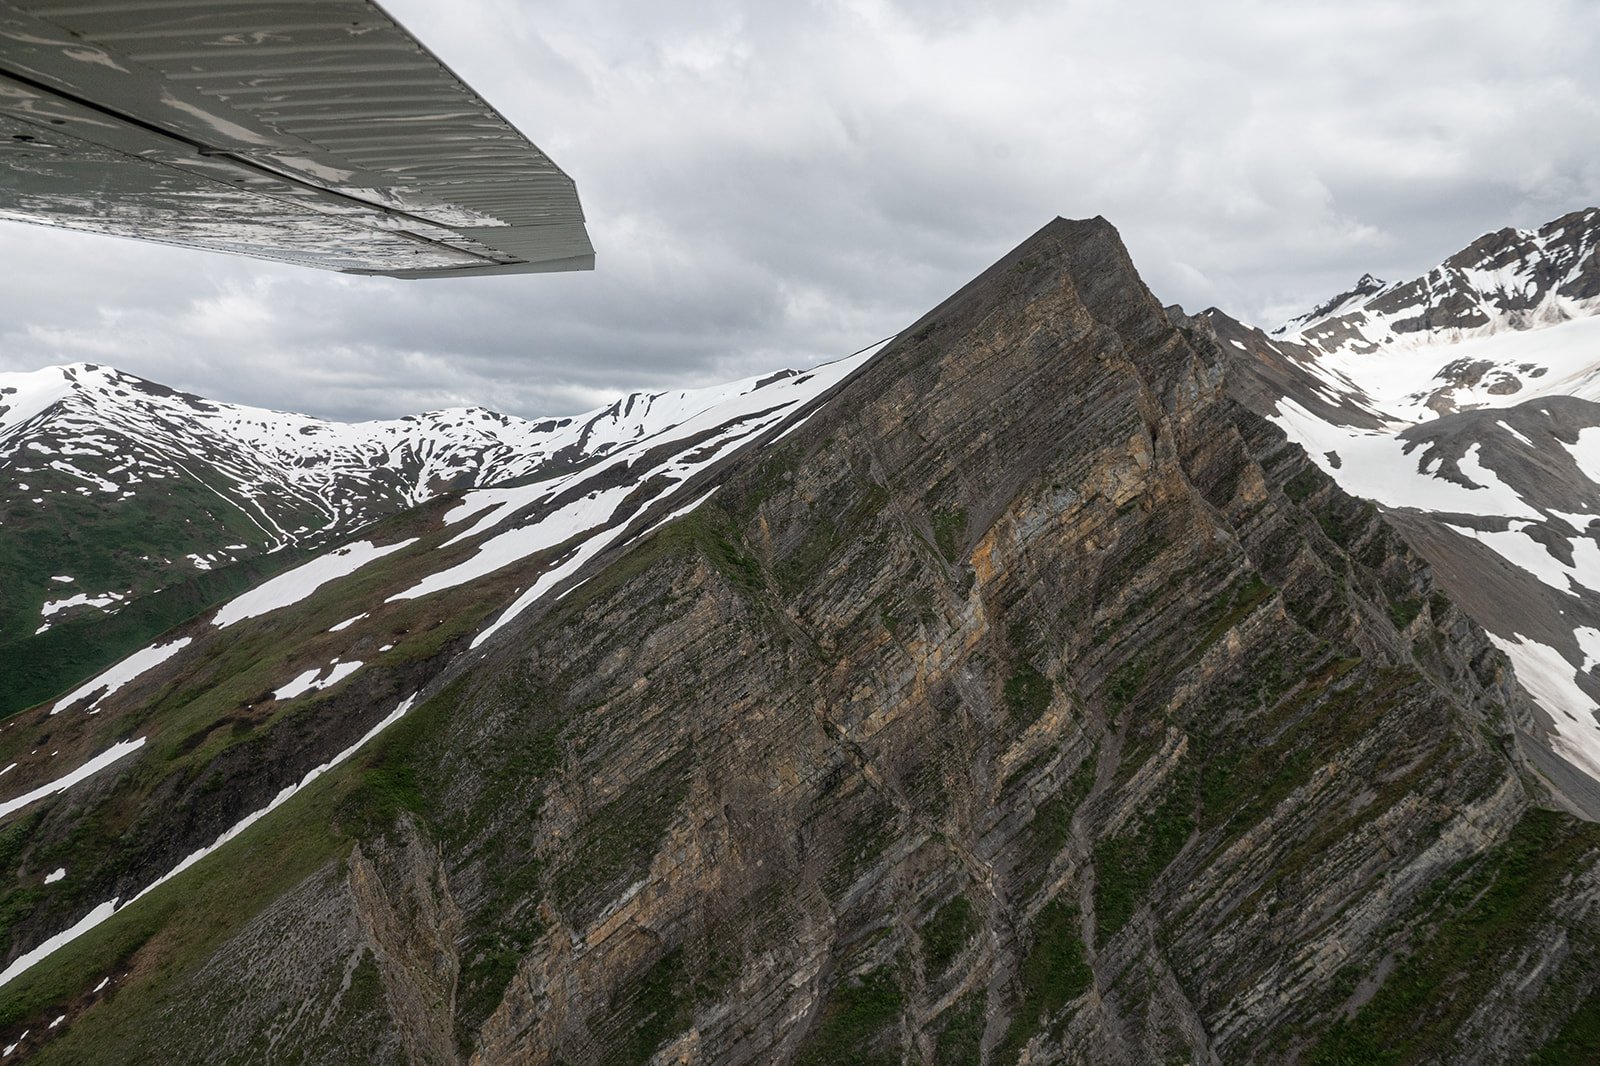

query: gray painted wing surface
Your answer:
[0,0,593,277]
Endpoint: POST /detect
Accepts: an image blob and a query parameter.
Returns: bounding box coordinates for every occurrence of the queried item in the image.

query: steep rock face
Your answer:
[16,218,1600,1064]
[153,820,463,1064]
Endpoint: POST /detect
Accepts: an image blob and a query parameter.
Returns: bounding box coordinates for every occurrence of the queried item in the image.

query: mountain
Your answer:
[1203,206,1600,808]
[0,361,867,717]
[3,217,1599,1063]
[1272,207,1600,368]
[0,344,869,1045]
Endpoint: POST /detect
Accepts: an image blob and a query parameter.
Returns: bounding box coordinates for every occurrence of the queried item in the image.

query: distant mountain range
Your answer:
[1275,208,1600,360]
[0,359,869,716]
[3,210,1600,1063]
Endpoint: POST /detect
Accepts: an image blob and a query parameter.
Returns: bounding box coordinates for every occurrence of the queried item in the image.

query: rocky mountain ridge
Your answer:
[1195,206,1600,802]
[2,215,1598,1063]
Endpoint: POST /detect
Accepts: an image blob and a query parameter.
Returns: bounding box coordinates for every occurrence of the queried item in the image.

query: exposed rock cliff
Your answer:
[11,217,1600,1064]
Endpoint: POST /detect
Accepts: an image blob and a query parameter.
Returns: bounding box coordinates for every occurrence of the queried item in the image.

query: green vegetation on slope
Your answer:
[920,894,978,976]
[934,991,987,1065]
[0,448,333,719]
[995,897,1093,1063]
[2,771,349,1061]
[1311,808,1600,1065]
[0,546,312,719]
[794,966,905,1066]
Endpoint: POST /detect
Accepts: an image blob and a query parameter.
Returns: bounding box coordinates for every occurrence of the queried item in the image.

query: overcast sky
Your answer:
[2,0,1598,421]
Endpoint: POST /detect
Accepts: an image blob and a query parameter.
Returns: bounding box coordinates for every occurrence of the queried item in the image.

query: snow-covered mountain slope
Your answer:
[0,343,874,994]
[0,360,855,547]
[0,360,868,716]
[1274,208,1600,359]
[1199,206,1600,791]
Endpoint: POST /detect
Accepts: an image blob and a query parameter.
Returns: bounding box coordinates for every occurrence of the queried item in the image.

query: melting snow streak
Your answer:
[0,738,146,820]
[0,694,418,990]
[212,539,415,627]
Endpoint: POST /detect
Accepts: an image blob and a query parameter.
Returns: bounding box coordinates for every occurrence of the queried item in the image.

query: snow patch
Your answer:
[0,898,118,992]
[39,590,125,617]
[51,638,191,715]
[392,485,634,602]
[1576,627,1600,672]
[1487,632,1600,782]
[212,539,415,627]
[1497,420,1535,448]
[0,365,74,438]
[273,660,363,701]
[1444,523,1594,595]
[0,738,146,820]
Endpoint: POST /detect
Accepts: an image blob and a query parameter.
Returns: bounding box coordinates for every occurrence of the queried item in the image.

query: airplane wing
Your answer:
[0,0,593,278]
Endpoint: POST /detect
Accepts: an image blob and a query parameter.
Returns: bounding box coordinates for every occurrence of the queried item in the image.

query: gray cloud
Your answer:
[2,0,1598,420]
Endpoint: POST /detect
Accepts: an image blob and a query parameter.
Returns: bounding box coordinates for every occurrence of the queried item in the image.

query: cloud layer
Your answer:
[2,0,1597,420]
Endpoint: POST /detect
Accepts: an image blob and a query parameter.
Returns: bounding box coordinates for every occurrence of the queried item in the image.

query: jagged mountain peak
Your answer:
[1211,207,1600,795]
[1203,207,1600,430]
[1272,205,1600,354]
[1274,272,1392,338]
